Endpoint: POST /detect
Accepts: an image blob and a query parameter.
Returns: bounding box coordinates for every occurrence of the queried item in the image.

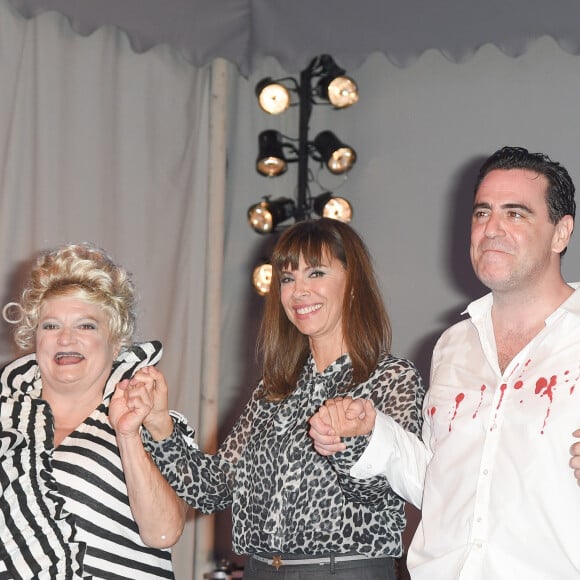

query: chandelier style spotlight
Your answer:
[312,192,353,223]
[256,130,289,176]
[249,55,359,293]
[252,263,273,296]
[256,78,292,115]
[248,197,297,234]
[315,54,359,109]
[313,131,356,175]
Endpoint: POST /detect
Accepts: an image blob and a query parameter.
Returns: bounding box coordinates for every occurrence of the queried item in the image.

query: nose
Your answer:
[57,326,76,345]
[483,212,505,238]
[292,276,309,297]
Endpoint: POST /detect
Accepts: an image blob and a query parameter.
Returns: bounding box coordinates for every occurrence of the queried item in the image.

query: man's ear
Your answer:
[553,215,574,254]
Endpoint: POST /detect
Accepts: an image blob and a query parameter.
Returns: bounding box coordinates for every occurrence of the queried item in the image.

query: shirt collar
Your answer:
[463,282,580,322]
[304,352,351,378]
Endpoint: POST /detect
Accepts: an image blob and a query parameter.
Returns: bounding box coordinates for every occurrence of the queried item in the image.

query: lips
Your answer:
[54,352,85,365]
[478,241,513,254]
[295,304,322,315]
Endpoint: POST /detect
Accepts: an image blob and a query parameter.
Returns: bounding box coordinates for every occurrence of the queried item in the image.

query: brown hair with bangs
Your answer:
[258,218,392,401]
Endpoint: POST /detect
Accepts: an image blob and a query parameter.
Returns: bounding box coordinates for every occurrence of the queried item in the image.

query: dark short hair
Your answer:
[474,146,576,224]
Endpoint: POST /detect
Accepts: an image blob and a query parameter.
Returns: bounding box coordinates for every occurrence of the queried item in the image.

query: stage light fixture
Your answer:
[256,130,288,177]
[247,197,296,234]
[256,78,291,115]
[316,54,359,109]
[313,193,353,223]
[324,76,359,108]
[313,131,356,175]
[252,263,273,295]
[250,55,359,292]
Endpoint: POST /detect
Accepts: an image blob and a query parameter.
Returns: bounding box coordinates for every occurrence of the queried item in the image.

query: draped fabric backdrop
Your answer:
[0,3,222,578]
[7,0,580,75]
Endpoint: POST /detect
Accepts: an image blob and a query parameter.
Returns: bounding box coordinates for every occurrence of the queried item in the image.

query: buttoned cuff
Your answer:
[141,410,197,452]
[350,410,393,479]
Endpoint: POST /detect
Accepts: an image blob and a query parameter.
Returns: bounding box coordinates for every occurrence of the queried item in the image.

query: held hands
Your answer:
[308,397,377,456]
[109,366,174,441]
[570,429,580,485]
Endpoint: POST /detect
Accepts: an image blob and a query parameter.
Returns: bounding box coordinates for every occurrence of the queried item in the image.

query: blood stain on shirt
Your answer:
[449,393,465,432]
[535,375,557,434]
[489,383,508,431]
[472,384,486,419]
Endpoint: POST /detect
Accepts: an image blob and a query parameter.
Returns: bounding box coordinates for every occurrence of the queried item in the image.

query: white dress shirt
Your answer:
[351,286,580,579]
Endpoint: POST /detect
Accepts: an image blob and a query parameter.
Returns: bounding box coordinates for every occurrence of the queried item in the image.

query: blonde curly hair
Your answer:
[9,243,136,351]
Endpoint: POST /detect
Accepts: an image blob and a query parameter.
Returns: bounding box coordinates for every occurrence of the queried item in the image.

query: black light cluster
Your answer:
[247,55,359,293]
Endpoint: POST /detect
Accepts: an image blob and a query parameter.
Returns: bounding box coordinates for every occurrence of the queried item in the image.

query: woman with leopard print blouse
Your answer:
[143,218,425,579]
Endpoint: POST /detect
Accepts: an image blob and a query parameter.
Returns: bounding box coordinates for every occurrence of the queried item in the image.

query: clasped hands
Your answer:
[308,397,376,456]
[109,366,174,441]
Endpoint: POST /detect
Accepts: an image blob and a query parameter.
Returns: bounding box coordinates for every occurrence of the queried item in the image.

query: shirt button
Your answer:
[482,469,489,475]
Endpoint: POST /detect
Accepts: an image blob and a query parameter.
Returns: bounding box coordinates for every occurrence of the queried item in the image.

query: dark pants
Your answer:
[243,555,396,579]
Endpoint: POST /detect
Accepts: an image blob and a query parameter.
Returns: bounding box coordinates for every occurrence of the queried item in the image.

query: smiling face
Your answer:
[280,252,347,353]
[470,168,571,294]
[35,295,120,397]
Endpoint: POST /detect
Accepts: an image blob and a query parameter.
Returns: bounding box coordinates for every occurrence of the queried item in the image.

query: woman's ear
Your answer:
[112,341,122,360]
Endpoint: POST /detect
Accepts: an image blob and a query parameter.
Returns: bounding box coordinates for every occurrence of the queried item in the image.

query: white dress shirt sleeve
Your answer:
[349,410,430,509]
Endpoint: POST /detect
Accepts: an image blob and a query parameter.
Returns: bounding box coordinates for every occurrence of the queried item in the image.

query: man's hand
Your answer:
[309,397,376,456]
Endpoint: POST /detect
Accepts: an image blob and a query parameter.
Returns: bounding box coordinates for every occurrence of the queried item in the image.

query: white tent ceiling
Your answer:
[9,0,580,74]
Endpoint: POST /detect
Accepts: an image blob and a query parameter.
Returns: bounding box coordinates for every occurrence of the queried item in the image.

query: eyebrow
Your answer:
[473,201,534,214]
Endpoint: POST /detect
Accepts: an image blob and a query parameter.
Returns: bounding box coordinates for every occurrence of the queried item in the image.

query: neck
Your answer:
[309,338,345,373]
[42,383,104,439]
[491,275,572,329]
[490,277,573,373]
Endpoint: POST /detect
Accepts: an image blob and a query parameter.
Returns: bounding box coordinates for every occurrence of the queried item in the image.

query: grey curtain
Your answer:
[8,0,580,74]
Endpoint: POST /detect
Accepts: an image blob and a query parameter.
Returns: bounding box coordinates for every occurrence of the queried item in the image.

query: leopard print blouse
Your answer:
[144,352,424,557]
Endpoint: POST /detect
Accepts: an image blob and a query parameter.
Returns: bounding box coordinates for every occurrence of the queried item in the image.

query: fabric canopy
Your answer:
[8,0,580,75]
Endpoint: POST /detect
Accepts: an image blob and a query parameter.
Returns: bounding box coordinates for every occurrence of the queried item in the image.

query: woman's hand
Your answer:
[109,366,173,440]
[570,429,580,485]
[309,397,376,456]
[109,375,153,438]
[139,366,174,440]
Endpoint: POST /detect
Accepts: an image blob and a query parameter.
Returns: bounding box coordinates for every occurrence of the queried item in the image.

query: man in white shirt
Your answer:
[309,146,580,580]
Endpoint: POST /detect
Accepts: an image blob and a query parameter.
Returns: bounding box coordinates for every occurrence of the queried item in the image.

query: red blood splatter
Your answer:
[490,383,508,431]
[496,383,507,409]
[473,384,486,419]
[535,375,557,434]
[513,381,523,390]
[449,393,465,432]
[535,376,556,401]
[571,386,576,395]
[429,407,437,417]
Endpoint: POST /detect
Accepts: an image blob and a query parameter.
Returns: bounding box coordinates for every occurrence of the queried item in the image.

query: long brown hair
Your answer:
[259,218,391,401]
